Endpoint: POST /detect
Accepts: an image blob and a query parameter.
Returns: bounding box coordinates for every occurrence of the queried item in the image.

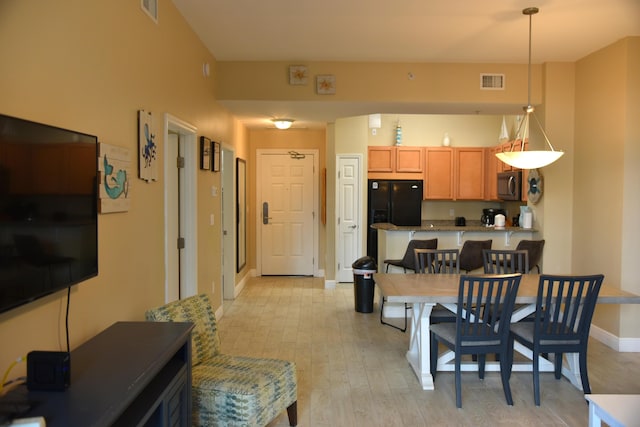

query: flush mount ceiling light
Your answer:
[496,7,564,170]
[272,118,294,130]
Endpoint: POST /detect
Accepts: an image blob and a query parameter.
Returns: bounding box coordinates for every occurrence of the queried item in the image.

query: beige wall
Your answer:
[574,38,640,337]
[0,0,637,381]
[0,0,239,375]
[217,62,541,107]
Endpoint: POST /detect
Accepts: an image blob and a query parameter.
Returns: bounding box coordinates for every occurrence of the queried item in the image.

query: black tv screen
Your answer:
[0,114,98,315]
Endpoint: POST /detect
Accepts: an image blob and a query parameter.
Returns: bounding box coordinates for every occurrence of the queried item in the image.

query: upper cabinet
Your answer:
[454,147,485,200]
[424,147,453,199]
[367,146,394,172]
[367,146,424,180]
[395,146,424,172]
[367,143,527,202]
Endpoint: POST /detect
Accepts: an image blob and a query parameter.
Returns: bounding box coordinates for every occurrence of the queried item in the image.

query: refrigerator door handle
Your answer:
[262,202,273,224]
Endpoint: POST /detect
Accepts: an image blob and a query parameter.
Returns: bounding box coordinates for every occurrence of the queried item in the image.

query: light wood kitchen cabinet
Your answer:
[395,146,424,172]
[367,146,394,172]
[485,146,501,200]
[455,147,485,200]
[424,147,453,199]
[367,146,424,180]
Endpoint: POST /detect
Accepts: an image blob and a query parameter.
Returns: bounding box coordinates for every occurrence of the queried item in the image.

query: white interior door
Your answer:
[259,151,315,275]
[163,114,198,303]
[336,155,362,282]
[166,133,181,301]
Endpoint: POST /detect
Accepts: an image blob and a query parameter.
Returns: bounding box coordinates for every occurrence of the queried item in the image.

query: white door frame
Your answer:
[221,145,236,299]
[163,113,198,302]
[255,149,319,277]
[335,154,363,282]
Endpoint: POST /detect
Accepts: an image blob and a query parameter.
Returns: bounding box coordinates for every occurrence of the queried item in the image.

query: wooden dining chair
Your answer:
[414,248,459,275]
[380,239,438,332]
[429,274,522,408]
[482,249,529,274]
[508,274,604,406]
[414,248,460,324]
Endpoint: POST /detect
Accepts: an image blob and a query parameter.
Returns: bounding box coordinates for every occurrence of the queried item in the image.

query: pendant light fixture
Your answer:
[496,7,564,169]
[272,118,294,130]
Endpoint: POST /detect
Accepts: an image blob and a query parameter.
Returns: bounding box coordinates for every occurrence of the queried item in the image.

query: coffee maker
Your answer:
[481,208,506,226]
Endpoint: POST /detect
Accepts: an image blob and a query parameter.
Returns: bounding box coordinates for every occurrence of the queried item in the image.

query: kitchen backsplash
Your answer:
[421,200,527,222]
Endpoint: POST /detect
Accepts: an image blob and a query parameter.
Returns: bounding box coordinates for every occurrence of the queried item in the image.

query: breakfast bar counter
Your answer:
[373,221,538,273]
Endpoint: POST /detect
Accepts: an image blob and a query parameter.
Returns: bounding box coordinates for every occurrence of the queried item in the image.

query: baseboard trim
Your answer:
[590,324,640,352]
[324,279,336,289]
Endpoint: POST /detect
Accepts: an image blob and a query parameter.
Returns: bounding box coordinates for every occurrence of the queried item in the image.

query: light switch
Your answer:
[211,186,218,197]
[210,214,215,225]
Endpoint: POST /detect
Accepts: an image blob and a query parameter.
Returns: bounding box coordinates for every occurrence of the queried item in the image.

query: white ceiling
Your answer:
[172,0,640,128]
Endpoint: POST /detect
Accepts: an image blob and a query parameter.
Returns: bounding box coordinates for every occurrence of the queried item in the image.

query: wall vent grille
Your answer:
[480,74,505,90]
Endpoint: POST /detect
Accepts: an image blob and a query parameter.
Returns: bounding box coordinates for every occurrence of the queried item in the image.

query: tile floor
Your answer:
[216,276,640,426]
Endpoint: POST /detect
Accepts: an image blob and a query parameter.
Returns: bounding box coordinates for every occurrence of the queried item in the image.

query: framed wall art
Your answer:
[236,158,246,272]
[138,110,158,182]
[316,74,336,95]
[289,65,308,85]
[200,136,211,170]
[212,141,221,172]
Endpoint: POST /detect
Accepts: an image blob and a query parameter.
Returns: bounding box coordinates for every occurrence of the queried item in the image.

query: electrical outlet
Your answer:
[449,209,455,217]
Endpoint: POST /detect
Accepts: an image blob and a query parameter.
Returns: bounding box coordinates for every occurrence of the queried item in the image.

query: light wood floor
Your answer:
[217,276,640,427]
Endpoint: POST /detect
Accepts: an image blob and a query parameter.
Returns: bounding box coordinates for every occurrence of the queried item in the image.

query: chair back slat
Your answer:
[535,275,604,342]
[482,249,529,274]
[414,249,459,274]
[456,274,521,344]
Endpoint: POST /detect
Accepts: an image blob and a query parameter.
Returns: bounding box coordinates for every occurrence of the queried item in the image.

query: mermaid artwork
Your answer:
[103,155,129,200]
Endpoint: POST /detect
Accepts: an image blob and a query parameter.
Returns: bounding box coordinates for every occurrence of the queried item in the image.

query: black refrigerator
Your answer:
[367,179,423,260]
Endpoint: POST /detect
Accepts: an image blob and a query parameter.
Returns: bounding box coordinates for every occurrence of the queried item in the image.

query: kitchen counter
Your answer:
[373,219,540,319]
[371,220,537,233]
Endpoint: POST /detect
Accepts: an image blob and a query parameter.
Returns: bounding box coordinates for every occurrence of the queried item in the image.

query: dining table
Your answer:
[374,272,640,391]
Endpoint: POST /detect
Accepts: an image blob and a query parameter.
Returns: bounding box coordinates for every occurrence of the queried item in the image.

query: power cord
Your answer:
[0,356,26,395]
[66,286,71,354]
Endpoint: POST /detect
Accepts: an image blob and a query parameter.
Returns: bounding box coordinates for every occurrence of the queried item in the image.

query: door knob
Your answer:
[349,225,357,229]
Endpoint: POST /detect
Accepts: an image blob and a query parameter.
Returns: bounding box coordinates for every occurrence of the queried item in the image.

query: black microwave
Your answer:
[497,171,522,200]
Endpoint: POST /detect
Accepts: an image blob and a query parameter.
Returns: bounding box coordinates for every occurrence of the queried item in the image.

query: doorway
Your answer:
[221,146,236,299]
[336,155,363,282]
[256,149,318,276]
[163,114,198,302]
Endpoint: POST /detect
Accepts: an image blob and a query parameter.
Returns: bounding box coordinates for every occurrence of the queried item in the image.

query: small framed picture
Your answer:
[316,74,336,95]
[212,141,221,172]
[200,136,211,170]
[289,65,308,85]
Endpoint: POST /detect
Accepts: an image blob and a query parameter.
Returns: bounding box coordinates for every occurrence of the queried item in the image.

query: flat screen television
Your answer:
[0,114,98,315]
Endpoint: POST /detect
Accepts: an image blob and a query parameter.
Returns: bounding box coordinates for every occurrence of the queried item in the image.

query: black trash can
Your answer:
[352,256,377,313]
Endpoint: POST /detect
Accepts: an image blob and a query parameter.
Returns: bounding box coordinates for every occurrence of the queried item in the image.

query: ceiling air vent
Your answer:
[480,74,505,90]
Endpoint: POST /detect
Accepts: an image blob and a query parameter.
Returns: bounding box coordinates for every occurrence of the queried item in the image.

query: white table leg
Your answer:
[406,302,435,390]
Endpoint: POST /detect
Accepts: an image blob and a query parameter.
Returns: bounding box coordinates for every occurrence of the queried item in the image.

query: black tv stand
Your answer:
[1,321,193,427]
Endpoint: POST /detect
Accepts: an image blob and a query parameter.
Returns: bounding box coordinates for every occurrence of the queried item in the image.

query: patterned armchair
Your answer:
[146,294,298,427]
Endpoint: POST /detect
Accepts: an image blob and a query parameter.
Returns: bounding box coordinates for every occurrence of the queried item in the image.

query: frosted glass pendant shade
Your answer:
[495,150,564,169]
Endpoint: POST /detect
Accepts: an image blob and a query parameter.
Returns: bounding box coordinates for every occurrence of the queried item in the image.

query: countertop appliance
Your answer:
[481,208,506,226]
[497,170,522,201]
[367,179,423,259]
